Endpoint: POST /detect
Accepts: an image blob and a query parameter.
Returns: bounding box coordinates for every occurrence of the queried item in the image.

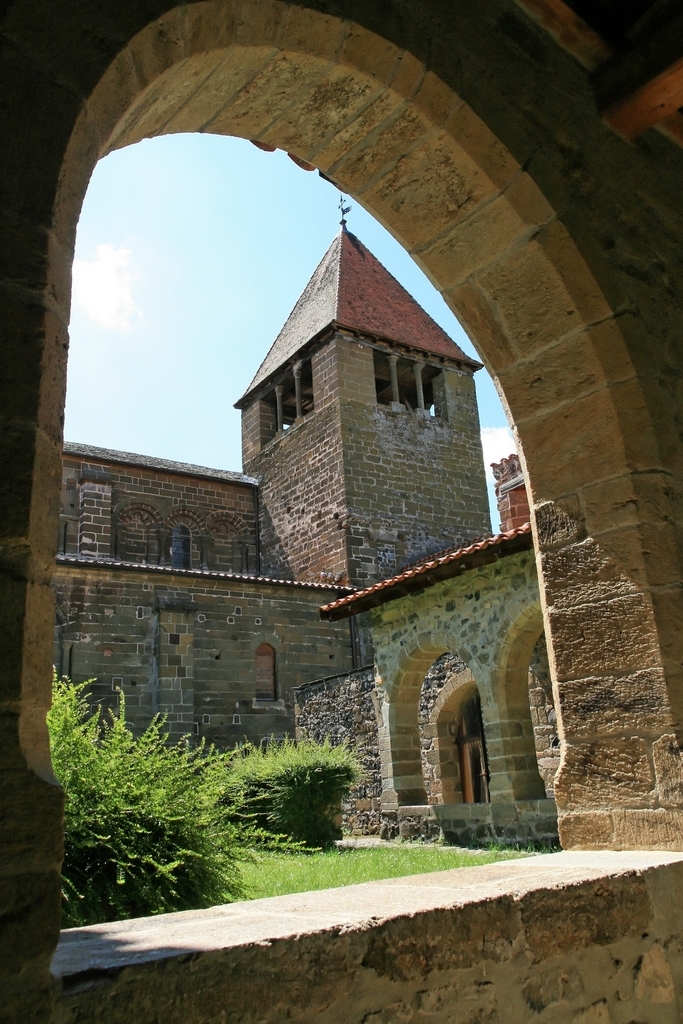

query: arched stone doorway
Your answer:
[5,1,683,1016]
[422,662,489,807]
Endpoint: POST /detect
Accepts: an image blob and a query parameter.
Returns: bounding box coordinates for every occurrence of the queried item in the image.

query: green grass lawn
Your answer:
[239,845,529,900]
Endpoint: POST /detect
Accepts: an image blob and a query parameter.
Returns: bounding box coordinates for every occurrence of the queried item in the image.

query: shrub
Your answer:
[225,738,362,848]
[48,676,255,927]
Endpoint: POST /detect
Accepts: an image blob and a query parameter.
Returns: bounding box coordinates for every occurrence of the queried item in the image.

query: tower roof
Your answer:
[236,230,480,406]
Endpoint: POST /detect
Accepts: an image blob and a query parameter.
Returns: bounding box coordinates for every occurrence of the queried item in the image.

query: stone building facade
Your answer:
[311,525,559,846]
[235,229,491,589]
[10,2,683,1019]
[54,445,354,746]
[54,230,491,747]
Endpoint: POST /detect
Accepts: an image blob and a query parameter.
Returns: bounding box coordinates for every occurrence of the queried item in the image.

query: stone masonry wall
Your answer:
[295,638,559,840]
[419,652,468,804]
[340,369,491,587]
[246,334,490,590]
[295,668,381,834]
[53,563,353,749]
[60,447,258,571]
[50,854,683,1024]
[244,401,349,584]
[529,633,560,797]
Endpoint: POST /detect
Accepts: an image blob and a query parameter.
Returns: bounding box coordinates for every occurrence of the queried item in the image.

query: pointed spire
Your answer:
[235,231,481,407]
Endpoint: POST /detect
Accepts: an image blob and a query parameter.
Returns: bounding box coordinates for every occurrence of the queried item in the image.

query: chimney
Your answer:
[491,453,530,532]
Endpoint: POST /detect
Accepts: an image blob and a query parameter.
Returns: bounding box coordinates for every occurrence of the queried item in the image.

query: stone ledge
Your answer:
[51,851,683,1024]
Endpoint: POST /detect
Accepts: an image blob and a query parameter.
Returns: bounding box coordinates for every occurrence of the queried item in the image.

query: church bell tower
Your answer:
[235,228,491,589]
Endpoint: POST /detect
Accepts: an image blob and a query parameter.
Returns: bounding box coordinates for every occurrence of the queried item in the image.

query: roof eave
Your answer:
[320,528,533,620]
[234,323,481,410]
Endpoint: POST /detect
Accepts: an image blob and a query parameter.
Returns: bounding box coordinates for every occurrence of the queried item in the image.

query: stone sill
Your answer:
[251,698,286,710]
[52,851,683,993]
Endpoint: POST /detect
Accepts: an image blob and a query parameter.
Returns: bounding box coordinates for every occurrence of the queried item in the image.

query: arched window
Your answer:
[171,524,192,569]
[457,693,490,804]
[255,643,276,700]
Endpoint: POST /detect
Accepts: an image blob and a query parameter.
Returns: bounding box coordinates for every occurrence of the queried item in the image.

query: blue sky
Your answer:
[66,133,515,528]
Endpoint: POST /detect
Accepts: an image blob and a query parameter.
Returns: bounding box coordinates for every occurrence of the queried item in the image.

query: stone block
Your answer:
[612,807,683,850]
[208,51,330,140]
[419,189,534,291]
[546,592,660,681]
[521,875,650,963]
[554,738,655,809]
[443,101,520,191]
[339,23,402,85]
[233,0,287,48]
[280,6,345,61]
[263,65,381,157]
[447,283,515,373]
[557,669,672,738]
[333,106,431,194]
[364,129,498,250]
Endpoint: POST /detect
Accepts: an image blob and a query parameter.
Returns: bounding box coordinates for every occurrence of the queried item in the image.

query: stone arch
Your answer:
[6,2,683,1013]
[428,667,479,805]
[113,502,163,564]
[379,634,471,807]
[373,549,547,810]
[206,511,251,573]
[486,602,547,802]
[165,509,206,569]
[206,510,247,536]
[45,4,682,851]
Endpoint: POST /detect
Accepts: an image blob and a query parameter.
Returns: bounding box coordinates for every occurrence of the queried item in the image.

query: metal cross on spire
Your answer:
[339,194,352,229]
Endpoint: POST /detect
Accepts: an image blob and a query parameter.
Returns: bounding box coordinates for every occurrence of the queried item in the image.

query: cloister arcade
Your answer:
[4,0,683,1018]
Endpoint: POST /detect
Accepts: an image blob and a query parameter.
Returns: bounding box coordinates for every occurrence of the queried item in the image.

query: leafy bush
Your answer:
[48,676,255,927]
[225,738,362,848]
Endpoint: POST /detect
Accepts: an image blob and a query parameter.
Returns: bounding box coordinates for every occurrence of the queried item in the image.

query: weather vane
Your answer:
[339,194,352,228]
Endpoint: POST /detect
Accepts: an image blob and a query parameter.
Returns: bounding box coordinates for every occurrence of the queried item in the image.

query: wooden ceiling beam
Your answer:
[596,10,683,138]
[513,0,611,71]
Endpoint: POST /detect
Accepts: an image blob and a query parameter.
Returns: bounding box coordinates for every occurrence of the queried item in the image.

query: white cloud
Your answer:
[480,426,517,483]
[72,244,142,330]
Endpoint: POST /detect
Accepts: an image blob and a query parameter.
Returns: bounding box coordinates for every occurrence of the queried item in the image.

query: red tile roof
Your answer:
[319,523,533,620]
[335,231,478,365]
[237,229,480,404]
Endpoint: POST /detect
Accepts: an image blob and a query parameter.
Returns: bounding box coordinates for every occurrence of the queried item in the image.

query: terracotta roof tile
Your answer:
[319,523,532,620]
[237,230,479,404]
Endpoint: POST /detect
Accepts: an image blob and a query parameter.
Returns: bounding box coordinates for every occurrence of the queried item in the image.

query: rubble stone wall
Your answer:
[295,668,382,834]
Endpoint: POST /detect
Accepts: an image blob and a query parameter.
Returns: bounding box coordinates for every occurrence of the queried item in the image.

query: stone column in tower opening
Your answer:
[413,360,425,411]
[293,363,303,421]
[388,354,400,406]
[274,384,284,432]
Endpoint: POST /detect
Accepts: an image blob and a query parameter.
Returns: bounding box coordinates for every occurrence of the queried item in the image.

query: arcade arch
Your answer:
[5,1,683,1016]
[45,0,681,853]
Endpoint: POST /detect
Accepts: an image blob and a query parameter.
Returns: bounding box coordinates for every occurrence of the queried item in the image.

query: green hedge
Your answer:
[48,678,362,926]
[225,738,361,849]
[48,677,255,927]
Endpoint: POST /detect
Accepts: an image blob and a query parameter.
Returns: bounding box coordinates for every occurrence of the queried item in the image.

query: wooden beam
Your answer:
[597,10,683,139]
[513,0,611,71]
[659,109,683,146]
[602,56,683,138]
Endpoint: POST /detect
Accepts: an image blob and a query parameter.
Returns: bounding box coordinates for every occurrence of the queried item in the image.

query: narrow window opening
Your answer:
[255,642,276,700]
[372,350,438,411]
[171,524,192,569]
